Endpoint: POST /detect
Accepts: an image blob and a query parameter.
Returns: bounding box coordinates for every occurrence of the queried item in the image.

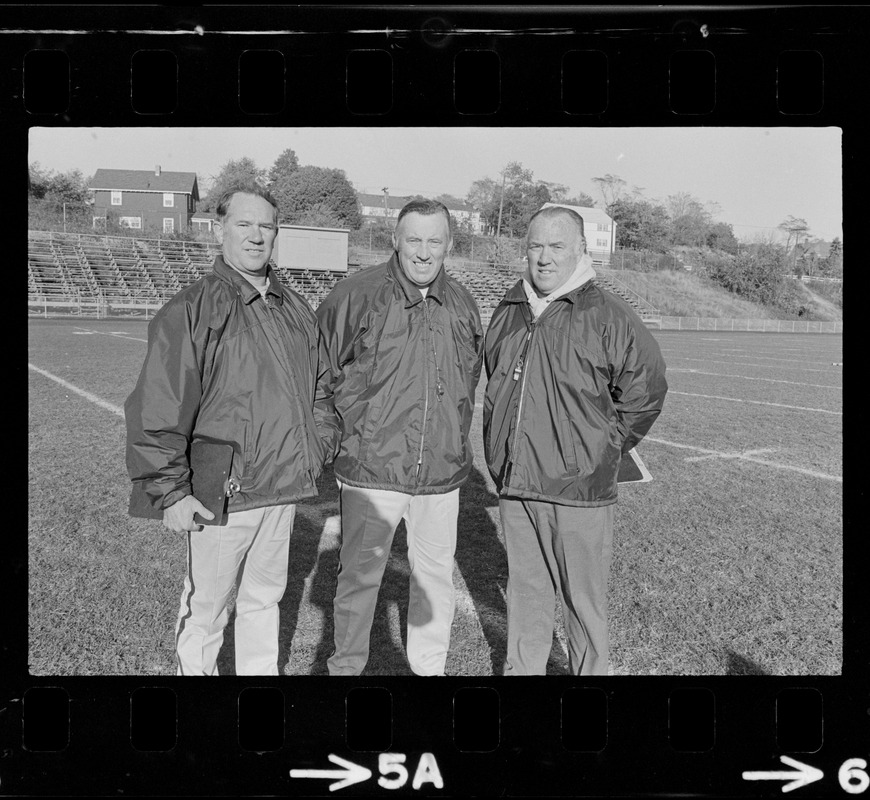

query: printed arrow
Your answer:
[290,754,372,792]
[743,755,824,793]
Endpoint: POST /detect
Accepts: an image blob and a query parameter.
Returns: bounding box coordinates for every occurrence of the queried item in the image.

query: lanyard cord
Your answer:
[422,298,444,401]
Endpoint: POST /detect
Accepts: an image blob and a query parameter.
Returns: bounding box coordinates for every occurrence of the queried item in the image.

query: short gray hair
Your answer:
[527,205,585,240]
[215,182,279,224]
[396,198,453,233]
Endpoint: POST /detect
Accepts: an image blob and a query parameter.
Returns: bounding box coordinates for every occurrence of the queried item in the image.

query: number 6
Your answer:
[839,759,869,795]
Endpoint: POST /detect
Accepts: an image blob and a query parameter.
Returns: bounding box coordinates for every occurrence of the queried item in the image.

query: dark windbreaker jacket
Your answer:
[483,279,668,507]
[315,254,484,495]
[125,256,337,514]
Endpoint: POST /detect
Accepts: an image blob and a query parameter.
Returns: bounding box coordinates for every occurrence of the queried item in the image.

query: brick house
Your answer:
[90,166,199,233]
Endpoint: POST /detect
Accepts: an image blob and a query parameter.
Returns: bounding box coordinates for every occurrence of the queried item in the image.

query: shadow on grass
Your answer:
[214,463,569,676]
[454,465,508,675]
[725,649,769,676]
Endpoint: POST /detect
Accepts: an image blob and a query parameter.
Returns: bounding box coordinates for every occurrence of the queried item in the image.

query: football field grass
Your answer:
[28,318,843,676]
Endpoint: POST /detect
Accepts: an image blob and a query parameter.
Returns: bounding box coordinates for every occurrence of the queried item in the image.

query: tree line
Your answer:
[27,151,364,237]
[199,150,361,230]
[28,156,842,311]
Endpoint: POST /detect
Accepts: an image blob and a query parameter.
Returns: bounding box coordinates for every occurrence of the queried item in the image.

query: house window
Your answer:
[120,216,142,229]
[111,190,122,205]
[163,218,175,233]
[92,216,107,230]
[163,193,174,207]
[597,239,607,248]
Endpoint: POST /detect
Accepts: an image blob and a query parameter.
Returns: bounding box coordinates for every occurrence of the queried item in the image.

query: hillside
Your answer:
[603,269,843,322]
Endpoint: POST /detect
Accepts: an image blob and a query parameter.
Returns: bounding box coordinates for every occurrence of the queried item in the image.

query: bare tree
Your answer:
[777,215,811,270]
[592,173,627,209]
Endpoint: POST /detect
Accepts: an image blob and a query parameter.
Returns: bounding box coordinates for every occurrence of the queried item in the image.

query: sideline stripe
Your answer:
[662,354,840,373]
[645,436,841,483]
[472,402,839,481]
[668,367,840,390]
[28,363,124,418]
[668,390,841,415]
[74,326,148,343]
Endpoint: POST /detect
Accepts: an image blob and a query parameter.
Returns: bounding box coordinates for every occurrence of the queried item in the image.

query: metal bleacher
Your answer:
[27,231,347,312]
[446,260,518,320]
[28,231,658,323]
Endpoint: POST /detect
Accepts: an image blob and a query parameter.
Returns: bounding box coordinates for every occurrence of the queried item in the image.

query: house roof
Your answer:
[541,202,613,227]
[358,193,478,215]
[90,169,199,199]
[358,193,409,211]
[440,198,477,213]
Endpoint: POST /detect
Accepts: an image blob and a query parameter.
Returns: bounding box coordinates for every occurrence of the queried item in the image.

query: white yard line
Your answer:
[685,447,775,462]
[73,326,148,343]
[661,353,840,372]
[29,363,125,418]
[473,402,840,480]
[667,390,841,415]
[645,436,841,483]
[668,367,840,390]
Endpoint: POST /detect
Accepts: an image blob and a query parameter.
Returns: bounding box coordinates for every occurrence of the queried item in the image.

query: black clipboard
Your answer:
[617,447,653,484]
[128,440,235,526]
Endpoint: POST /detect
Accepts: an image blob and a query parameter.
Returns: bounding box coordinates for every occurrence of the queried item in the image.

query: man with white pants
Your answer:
[125,183,336,675]
[316,198,483,676]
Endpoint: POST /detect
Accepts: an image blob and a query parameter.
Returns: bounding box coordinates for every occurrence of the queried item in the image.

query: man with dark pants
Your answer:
[483,205,667,675]
[125,183,336,676]
[316,198,483,676]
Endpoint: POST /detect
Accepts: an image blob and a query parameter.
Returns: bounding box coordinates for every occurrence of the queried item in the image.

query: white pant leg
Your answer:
[328,485,410,676]
[234,504,295,676]
[404,489,459,676]
[174,507,263,676]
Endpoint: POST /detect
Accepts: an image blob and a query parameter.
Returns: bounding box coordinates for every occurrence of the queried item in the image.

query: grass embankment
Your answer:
[600,268,843,322]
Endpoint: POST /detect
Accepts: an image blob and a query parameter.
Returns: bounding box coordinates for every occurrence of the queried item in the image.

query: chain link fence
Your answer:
[28,297,164,319]
[654,316,842,333]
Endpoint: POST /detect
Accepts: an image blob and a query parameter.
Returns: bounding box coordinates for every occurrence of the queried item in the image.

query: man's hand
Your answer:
[162,495,215,532]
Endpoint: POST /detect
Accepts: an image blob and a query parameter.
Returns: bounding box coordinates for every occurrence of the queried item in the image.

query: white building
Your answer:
[540,203,616,266]
[358,193,483,235]
[276,224,348,273]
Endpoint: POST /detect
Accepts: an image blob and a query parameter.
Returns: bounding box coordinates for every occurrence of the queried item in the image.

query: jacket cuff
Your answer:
[161,486,192,511]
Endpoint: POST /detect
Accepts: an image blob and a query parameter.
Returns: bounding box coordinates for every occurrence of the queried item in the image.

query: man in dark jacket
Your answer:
[316,198,483,676]
[125,183,336,676]
[484,205,667,676]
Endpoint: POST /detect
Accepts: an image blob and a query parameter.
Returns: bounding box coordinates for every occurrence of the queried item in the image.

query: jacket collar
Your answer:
[522,253,596,319]
[213,255,284,305]
[504,254,596,307]
[387,252,447,307]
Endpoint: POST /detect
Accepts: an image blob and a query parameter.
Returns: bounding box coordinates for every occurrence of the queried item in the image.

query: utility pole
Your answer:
[496,169,507,239]
[382,187,389,225]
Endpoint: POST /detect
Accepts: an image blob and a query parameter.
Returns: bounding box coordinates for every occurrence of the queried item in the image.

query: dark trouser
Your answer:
[500,498,614,676]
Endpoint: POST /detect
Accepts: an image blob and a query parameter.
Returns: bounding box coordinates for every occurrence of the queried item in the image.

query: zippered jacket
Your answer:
[125,256,337,514]
[315,254,484,494]
[483,279,667,506]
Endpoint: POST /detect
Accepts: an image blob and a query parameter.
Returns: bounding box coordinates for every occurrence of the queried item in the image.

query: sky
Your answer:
[28,126,843,242]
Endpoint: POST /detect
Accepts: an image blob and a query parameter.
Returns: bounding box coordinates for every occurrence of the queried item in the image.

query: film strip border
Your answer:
[6,5,868,797]
[1,6,867,123]
[5,680,867,795]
